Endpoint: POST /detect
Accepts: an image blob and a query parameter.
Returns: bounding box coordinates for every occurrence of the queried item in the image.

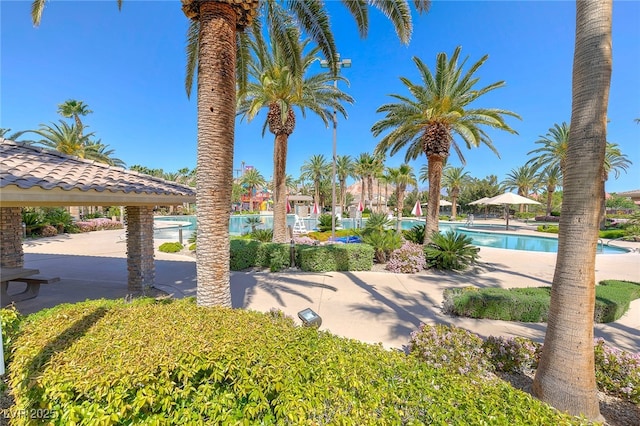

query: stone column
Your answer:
[125,206,155,294]
[0,207,24,268]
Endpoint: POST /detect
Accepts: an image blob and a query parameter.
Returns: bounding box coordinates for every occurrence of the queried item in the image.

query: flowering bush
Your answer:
[386,241,426,273]
[75,218,123,232]
[483,336,542,373]
[594,338,640,403]
[408,324,492,376]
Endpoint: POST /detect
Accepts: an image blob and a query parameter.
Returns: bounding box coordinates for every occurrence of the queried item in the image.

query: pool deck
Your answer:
[13,219,640,353]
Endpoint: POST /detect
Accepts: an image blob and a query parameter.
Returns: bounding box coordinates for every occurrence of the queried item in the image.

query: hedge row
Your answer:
[230,239,374,272]
[443,280,640,323]
[4,299,583,425]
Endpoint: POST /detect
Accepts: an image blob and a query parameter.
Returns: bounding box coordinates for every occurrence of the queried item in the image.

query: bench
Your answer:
[1,275,60,305]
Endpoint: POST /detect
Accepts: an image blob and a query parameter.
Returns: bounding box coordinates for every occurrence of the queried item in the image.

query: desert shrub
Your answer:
[188,243,196,251]
[408,324,492,376]
[6,299,581,425]
[292,236,318,245]
[256,242,291,272]
[40,225,58,237]
[483,336,542,373]
[249,228,273,242]
[402,224,425,244]
[42,207,73,233]
[386,241,426,273]
[75,218,123,232]
[424,231,479,270]
[306,229,353,242]
[159,242,183,253]
[593,338,640,404]
[298,244,373,272]
[360,230,402,263]
[537,224,559,233]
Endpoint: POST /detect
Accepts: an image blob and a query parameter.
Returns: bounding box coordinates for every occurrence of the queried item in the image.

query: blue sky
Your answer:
[2,1,639,193]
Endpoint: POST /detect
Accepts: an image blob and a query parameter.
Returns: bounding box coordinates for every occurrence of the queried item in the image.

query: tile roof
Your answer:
[1,139,195,206]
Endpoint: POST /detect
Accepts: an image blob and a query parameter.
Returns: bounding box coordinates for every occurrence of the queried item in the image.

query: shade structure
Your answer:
[439,199,453,207]
[485,192,541,230]
[411,200,423,216]
[468,196,491,206]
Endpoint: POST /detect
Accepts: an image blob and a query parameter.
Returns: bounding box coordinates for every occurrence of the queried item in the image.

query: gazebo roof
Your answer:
[0,139,195,207]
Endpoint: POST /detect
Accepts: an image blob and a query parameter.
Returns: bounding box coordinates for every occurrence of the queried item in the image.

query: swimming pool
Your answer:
[154,215,627,254]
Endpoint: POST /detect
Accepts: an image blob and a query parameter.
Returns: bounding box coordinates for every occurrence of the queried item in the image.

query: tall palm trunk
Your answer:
[367,175,374,210]
[272,133,289,242]
[360,178,366,208]
[533,0,611,421]
[424,155,444,243]
[396,185,405,233]
[339,178,346,215]
[195,1,236,307]
[546,187,555,217]
[451,188,459,218]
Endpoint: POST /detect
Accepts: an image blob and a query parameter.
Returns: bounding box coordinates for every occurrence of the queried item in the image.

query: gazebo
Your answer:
[0,139,196,294]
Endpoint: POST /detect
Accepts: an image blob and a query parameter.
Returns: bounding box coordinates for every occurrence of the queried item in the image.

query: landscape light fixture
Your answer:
[298,308,322,328]
[320,54,351,241]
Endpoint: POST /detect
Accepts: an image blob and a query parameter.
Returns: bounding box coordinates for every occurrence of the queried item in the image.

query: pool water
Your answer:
[154,215,627,254]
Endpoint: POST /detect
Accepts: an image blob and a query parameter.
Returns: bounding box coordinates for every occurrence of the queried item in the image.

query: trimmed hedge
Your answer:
[5,299,583,425]
[297,243,374,272]
[230,239,291,272]
[444,280,640,323]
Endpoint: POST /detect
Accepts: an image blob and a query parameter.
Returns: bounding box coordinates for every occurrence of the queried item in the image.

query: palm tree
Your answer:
[442,167,470,218]
[0,128,30,141]
[30,120,91,157]
[372,47,520,243]
[527,122,570,176]
[84,139,126,167]
[335,155,354,215]
[240,168,266,212]
[300,154,330,206]
[539,165,562,217]
[31,0,430,308]
[603,142,631,181]
[379,168,394,213]
[353,152,372,209]
[237,34,353,243]
[57,99,93,137]
[370,154,385,212]
[388,164,416,233]
[502,165,540,212]
[532,1,611,420]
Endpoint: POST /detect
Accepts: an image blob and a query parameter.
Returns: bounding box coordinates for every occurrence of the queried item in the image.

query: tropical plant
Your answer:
[424,230,479,270]
[359,211,394,235]
[240,168,266,212]
[360,230,402,263]
[316,213,340,233]
[442,167,470,218]
[387,164,416,233]
[300,154,330,207]
[527,122,570,176]
[238,33,353,243]
[533,1,612,419]
[372,47,520,243]
[402,224,426,245]
[31,0,431,308]
[249,228,274,243]
[244,216,262,233]
[539,165,562,217]
[502,165,541,212]
[335,155,354,215]
[57,99,93,137]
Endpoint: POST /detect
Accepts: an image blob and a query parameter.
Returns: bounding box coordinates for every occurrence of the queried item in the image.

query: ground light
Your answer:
[298,308,322,328]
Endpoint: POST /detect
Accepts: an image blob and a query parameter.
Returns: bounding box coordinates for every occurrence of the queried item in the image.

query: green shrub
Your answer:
[298,244,373,272]
[359,211,394,234]
[599,229,625,239]
[43,207,74,233]
[402,224,425,244]
[6,299,582,425]
[360,230,402,263]
[230,239,261,270]
[249,228,273,242]
[408,324,492,376]
[424,230,479,270]
[385,241,426,273]
[1,306,23,365]
[514,212,536,220]
[483,336,542,373]
[158,242,184,253]
[40,225,58,237]
[316,213,341,232]
[537,224,559,233]
[306,229,353,242]
[21,208,44,236]
[443,287,551,322]
[188,243,196,251]
[594,338,640,404]
[444,281,640,323]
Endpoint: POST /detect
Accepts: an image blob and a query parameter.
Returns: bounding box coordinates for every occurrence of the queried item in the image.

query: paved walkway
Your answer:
[12,225,640,353]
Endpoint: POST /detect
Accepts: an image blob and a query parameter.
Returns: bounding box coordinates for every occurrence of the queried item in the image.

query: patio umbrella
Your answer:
[358,201,364,212]
[286,197,292,214]
[485,192,541,230]
[439,199,452,207]
[469,196,491,219]
[312,202,320,215]
[411,200,423,216]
